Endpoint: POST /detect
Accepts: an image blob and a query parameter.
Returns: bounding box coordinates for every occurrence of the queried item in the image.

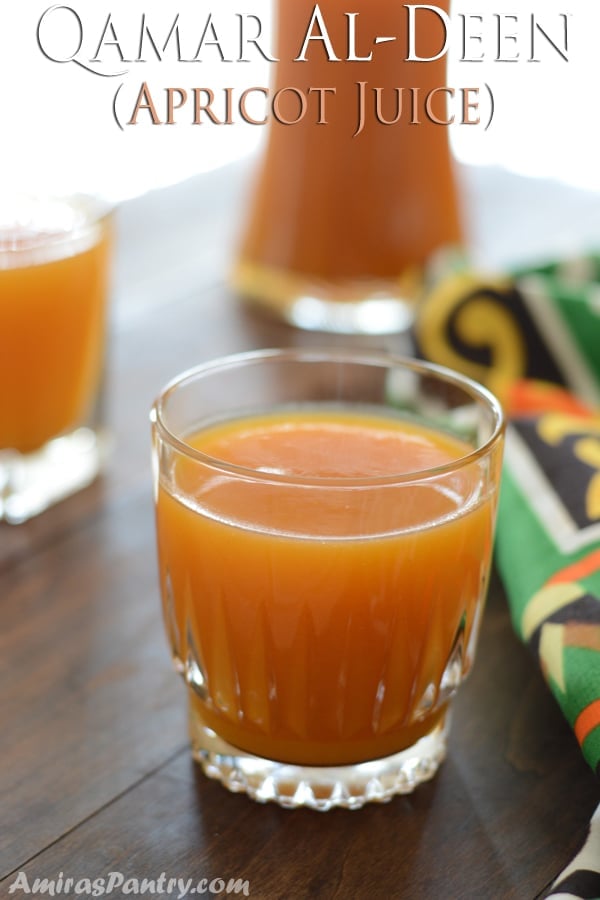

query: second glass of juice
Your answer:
[0,194,113,523]
[152,349,504,810]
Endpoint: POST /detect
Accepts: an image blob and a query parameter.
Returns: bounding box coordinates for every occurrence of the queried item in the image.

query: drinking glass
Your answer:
[0,194,112,523]
[151,348,504,810]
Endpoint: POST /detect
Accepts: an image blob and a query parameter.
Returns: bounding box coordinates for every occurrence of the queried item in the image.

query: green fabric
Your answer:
[496,413,600,774]
[511,253,600,385]
[416,254,600,775]
[495,468,562,627]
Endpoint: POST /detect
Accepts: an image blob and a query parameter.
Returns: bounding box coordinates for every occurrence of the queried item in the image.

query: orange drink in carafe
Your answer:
[233,0,462,331]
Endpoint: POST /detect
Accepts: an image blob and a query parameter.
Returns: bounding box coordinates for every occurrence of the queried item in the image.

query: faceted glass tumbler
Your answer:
[151,348,505,810]
[0,194,112,523]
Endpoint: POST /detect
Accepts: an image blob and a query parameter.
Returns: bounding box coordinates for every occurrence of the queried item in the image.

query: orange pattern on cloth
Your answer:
[575,699,600,746]
[548,549,600,585]
[507,379,593,418]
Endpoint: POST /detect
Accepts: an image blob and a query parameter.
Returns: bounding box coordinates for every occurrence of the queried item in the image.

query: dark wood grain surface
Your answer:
[1,163,598,900]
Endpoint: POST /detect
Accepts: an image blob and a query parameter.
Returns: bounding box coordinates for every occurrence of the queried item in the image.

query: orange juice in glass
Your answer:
[233,0,463,333]
[0,195,112,523]
[152,349,504,810]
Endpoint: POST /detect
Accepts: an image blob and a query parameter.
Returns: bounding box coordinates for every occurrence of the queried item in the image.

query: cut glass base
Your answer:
[190,709,449,812]
[0,426,108,524]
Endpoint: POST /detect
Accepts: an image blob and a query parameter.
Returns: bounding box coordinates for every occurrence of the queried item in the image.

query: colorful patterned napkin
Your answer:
[498,409,600,774]
[414,259,600,898]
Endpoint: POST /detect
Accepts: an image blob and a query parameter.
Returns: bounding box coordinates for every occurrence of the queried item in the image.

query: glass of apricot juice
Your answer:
[0,194,112,523]
[152,349,504,810]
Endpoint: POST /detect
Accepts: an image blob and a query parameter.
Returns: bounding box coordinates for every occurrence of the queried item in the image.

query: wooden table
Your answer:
[1,163,599,900]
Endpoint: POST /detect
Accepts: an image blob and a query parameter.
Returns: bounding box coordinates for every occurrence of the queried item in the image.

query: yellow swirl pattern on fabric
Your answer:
[572,438,600,520]
[416,272,526,405]
[535,415,600,521]
[521,582,584,642]
[539,622,567,694]
[538,414,600,445]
